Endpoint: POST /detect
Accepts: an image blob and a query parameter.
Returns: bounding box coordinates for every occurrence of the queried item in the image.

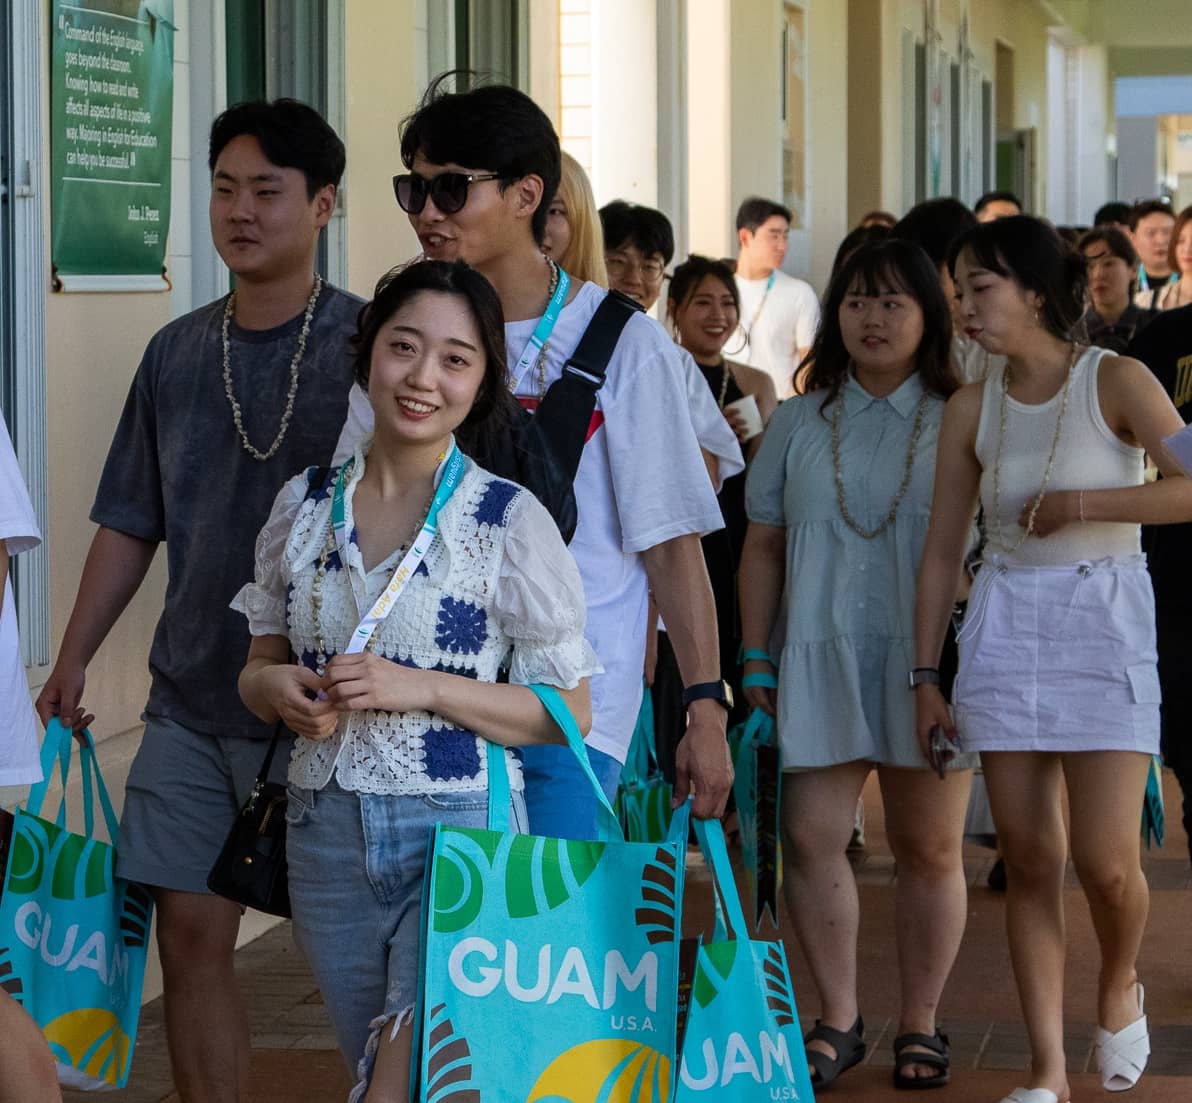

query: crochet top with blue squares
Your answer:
[232,442,601,795]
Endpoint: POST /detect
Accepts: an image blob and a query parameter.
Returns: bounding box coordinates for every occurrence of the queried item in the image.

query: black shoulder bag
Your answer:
[462,289,642,542]
[207,466,332,917]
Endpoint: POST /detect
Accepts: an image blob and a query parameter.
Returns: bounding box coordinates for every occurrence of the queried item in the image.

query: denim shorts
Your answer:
[284,779,527,1086]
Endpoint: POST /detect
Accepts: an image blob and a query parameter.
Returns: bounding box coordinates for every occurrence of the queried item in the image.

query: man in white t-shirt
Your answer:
[732,197,819,400]
[337,78,733,838]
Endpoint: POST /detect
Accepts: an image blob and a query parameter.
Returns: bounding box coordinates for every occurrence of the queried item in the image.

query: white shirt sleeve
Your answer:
[602,327,726,553]
[230,472,310,637]
[495,492,603,689]
[792,279,820,351]
[332,383,374,466]
[0,419,40,555]
[679,350,745,491]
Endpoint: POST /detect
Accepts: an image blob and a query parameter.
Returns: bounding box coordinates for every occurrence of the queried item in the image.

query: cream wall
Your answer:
[345,0,423,296]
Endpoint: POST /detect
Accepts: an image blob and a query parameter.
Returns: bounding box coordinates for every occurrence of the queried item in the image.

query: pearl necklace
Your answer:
[715,362,732,409]
[989,343,1080,553]
[534,259,561,399]
[222,275,323,462]
[831,384,930,540]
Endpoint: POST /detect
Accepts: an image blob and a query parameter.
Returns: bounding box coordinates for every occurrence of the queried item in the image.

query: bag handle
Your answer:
[25,721,121,844]
[694,816,750,943]
[621,682,654,788]
[26,718,73,825]
[485,684,623,842]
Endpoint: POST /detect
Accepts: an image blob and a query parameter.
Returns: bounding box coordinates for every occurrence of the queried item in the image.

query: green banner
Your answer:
[50,0,175,283]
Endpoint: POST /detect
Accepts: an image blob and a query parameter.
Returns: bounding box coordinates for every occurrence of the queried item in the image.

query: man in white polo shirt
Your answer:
[732,196,819,400]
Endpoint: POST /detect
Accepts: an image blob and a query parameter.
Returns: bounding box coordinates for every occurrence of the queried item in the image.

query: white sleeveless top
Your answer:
[975,346,1143,566]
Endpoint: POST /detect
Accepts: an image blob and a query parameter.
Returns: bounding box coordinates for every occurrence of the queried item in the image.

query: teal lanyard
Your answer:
[510,267,571,392]
[330,443,466,653]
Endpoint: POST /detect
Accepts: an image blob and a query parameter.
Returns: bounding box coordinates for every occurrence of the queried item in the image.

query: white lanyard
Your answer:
[331,444,466,652]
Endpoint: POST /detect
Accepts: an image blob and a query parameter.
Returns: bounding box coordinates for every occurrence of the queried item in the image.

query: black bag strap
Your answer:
[251,463,335,789]
[533,289,642,481]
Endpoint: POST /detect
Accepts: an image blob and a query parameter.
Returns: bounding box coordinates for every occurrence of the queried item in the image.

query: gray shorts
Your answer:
[116,714,290,893]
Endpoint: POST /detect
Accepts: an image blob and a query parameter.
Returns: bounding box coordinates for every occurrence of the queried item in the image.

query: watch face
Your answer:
[722,680,735,710]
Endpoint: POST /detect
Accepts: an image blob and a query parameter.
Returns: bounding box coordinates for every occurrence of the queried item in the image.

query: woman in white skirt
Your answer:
[915,216,1192,1103]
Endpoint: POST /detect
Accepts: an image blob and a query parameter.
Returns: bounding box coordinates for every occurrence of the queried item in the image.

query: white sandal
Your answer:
[1095,982,1150,1092]
[997,1089,1065,1103]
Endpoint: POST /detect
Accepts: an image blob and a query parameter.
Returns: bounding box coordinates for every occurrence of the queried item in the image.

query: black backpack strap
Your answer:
[533,290,642,481]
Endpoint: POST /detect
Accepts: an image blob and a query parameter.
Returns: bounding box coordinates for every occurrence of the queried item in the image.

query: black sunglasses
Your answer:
[392,171,504,215]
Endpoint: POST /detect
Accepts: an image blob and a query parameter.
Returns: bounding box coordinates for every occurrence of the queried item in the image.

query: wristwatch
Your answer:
[908,667,941,689]
[681,680,734,711]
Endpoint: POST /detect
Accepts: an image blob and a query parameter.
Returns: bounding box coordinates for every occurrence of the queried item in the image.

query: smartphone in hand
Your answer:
[928,724,957,779]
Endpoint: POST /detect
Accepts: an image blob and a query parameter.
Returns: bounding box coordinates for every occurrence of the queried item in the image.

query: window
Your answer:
[781,4,807,230]
[0,0,49,666]
[224,0,346,287]
[428,1,528,89]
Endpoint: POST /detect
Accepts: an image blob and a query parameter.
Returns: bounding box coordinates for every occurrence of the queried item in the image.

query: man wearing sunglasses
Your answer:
[337,75,733,837]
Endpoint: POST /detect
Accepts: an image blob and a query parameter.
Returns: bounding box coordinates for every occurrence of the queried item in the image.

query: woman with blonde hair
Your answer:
[542,150,609,287]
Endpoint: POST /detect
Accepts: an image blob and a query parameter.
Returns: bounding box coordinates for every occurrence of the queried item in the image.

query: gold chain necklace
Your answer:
[989,343,1080,553]
[534,259,561,399]
[221,275,323,462]
[831,385,930,540]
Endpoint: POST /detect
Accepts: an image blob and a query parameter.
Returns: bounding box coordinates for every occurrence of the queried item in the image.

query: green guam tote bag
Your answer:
[415,685,690,1103]
[0,721,152,1090]
[675,819,813,1103]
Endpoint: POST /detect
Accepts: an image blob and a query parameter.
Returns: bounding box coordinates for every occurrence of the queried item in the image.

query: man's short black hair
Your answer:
[1094,201,1132,227]
[974,190,1022,217]
[599,201,675,264]
[891,198,977,269]
[208,99,345,199]
[735,197,792,234]
[399,73,561,245]
[1129,199,1174,231]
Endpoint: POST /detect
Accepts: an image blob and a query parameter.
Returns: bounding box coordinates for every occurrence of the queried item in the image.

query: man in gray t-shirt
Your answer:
[36,100,358,1102]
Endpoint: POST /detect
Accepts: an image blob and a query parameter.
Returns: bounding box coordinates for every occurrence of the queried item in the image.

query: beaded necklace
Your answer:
[830,383,930,540]
[988,343,1081,553]
[534,259,561,399]
[222,276,323,462]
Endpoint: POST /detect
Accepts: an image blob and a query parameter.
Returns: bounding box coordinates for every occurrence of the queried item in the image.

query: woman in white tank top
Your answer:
[913,217,1192,1103]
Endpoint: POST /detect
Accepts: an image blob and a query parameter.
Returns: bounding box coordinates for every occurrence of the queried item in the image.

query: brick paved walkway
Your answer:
[65,772,1192,1102]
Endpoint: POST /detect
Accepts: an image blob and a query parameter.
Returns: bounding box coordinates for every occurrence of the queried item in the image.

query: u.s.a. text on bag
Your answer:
[415,813,689,1101]
[0,723,153,1090]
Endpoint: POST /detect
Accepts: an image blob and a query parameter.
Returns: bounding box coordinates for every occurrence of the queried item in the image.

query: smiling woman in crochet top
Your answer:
[232,259,600,1102]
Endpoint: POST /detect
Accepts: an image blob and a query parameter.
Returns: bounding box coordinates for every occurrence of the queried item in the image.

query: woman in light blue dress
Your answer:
[739,239,973,1091]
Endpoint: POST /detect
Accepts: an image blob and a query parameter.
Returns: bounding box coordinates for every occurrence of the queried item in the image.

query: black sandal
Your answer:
[892,1029,950,1090]
[803,1016,866,1088]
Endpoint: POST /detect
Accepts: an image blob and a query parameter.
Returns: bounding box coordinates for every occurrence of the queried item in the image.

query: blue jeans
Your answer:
[520,743,623,840]
[284,780,527,1090]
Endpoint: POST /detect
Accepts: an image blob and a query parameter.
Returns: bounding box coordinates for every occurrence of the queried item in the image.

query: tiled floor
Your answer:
[64,771,1192,1102]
